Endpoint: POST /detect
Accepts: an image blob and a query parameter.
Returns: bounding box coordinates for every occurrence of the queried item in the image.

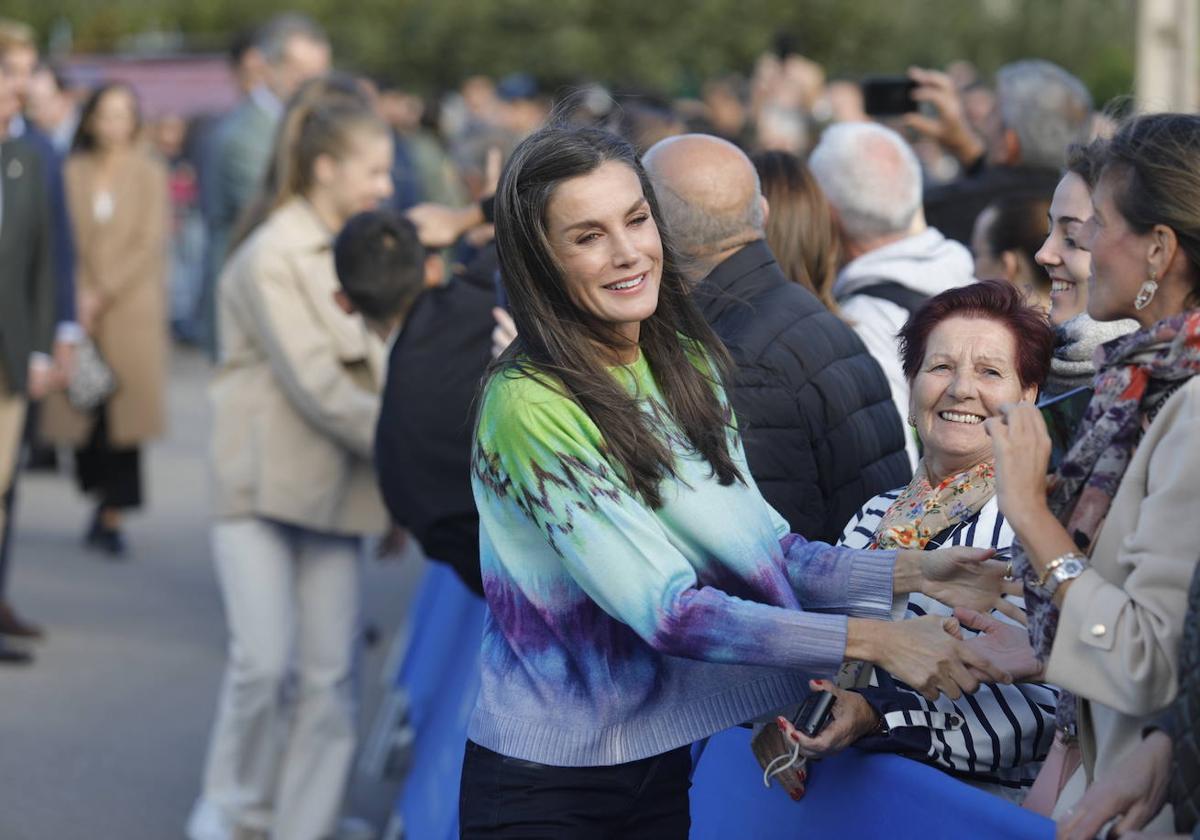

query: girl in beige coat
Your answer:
[188,78,393,840]
[978,113,1200,835]
[43,83,168,555]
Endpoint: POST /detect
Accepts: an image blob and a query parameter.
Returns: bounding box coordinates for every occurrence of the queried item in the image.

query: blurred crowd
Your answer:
[0,8,1197,840]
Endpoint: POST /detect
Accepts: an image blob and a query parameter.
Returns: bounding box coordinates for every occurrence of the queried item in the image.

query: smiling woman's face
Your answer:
[544,160,663,354]
[1035,172,1094,325]
[910,315,1037,481]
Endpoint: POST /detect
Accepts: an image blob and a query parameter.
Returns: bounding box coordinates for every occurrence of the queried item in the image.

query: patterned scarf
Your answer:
[871,460,997,550]
[1015,310,1200,735]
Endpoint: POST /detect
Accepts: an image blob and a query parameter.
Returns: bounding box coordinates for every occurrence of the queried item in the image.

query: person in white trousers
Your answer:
[189,75,395,840]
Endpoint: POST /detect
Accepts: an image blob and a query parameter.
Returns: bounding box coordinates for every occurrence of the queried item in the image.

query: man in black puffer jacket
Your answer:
[644,135,910,543]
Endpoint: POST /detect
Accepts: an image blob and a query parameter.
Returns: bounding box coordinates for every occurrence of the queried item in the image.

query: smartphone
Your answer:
[1038,386,1093,471]
[791,690,837,738]
[862,76,918,116]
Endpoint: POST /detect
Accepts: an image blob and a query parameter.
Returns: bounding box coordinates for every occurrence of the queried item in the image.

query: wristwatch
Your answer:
[1044,554,1088,597]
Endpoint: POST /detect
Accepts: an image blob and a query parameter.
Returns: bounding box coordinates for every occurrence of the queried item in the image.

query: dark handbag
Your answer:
[67,337,117,411]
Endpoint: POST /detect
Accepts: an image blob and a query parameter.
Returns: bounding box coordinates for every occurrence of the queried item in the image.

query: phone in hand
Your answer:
[1037,386,1093,471]
[792,690,837,738]
[862,76,918,116]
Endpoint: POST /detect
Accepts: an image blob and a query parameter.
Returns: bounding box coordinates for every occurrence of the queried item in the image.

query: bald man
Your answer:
[643,135,910,542]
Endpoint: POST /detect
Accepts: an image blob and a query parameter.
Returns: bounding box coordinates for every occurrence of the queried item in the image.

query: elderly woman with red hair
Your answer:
[768,280,1060,803]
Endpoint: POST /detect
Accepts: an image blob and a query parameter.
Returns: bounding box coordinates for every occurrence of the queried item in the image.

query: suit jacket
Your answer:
[206,96,276,274]
[42,150,169,447]
[0,138,54,395]
[693,240,911,543]
[21,124,75,325]
[211,197,387,536]
[1047,376,1200,829]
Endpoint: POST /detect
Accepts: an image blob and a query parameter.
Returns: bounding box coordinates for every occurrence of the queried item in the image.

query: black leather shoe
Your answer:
[0,642,33,665]
[85,508,127,558]
[0,600,44,639]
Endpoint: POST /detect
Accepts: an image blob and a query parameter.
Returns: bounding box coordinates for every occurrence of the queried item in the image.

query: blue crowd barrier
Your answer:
[689,726,1054,839]
[386,562,485,840]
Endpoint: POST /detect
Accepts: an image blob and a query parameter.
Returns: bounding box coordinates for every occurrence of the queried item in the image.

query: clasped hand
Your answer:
[903,545,1024,620]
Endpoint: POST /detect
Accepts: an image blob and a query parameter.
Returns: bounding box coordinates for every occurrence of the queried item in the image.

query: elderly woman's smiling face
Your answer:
[910,315,1037,482]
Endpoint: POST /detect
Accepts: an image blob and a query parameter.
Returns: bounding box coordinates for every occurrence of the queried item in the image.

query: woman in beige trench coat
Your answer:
[42,83,168,555]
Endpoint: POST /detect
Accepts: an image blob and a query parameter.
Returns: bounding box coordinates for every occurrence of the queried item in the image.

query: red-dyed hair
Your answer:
[898,280,1054,389]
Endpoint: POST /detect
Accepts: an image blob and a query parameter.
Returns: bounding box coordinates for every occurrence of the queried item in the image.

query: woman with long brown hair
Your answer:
[751,149,839,311]
[460,122,1017,837]
[188,76,394,840]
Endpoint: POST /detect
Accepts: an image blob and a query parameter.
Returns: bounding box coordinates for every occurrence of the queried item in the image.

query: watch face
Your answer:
[1056,558,1086,579]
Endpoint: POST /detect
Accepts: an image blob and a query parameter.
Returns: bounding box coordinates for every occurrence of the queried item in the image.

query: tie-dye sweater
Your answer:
[469,350,898,766]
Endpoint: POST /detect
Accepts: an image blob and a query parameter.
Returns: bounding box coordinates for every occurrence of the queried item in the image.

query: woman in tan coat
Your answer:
[44,82,168,555]
[187,77,393,840]
[979,113,1200,834]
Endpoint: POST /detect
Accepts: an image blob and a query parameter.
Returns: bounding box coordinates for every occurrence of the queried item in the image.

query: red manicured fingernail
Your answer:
[789,790,801,801]
[789,731,801,742]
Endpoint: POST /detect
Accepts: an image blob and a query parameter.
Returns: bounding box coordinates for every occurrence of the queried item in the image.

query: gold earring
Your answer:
[1134,269,1158,311]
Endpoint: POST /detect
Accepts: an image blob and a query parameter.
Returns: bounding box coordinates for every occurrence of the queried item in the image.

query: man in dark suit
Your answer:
[0,61,55,664]
[198,13,330,358]
[643,134,911,544]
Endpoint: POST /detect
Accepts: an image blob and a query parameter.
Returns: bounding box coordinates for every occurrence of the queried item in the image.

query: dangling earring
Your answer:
[1135,270,1158,311]
[907,414,916,427]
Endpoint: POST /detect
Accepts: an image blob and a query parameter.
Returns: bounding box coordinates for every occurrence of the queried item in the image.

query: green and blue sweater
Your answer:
[469,350,897,766]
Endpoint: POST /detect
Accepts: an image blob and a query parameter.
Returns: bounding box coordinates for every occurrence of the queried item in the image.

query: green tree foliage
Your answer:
[4,0,1136,103]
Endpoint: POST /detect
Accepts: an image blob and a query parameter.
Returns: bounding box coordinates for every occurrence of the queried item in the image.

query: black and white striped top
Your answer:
[838,489,1059,803]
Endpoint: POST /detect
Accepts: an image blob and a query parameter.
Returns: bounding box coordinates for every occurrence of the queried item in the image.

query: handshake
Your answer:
[847,545,1035,702]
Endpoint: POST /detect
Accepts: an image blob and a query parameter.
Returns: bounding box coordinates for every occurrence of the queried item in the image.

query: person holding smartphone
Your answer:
[978,113,1200,830]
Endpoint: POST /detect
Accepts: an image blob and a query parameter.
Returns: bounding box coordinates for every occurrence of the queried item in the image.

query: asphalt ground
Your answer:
[0,346,421,840]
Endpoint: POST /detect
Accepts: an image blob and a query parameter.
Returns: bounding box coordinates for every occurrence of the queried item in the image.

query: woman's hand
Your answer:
[1057,730,1174,840]
[984,402,1053,530]
[776,680,880,762]
[913,546,1025,620]
[859,614,1012,701]
[955,607,1043,682]
[77,288,103,336]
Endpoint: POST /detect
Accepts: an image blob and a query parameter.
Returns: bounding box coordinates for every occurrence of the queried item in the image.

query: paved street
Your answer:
[0,347,421,840]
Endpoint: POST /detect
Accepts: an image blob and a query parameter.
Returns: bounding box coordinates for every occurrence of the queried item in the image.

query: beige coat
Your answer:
[210,198,387,537]
[42,150,169,447]
[1046,376,1200,827]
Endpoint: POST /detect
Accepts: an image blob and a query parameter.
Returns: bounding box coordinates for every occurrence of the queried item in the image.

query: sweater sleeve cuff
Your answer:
[782,539,895,619]
[774,610,847,678]
[845,548,897,620]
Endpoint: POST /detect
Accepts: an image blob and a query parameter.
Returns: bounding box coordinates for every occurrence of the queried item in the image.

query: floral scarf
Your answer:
[1015,311,1200,735]
[871,460,997,550]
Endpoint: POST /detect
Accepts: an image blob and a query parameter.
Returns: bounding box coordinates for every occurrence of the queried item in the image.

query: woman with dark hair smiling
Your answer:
[769,281,1058,804]
[974,113,1200,831]
[1034,142,1137,397]
[461,122,1017,837]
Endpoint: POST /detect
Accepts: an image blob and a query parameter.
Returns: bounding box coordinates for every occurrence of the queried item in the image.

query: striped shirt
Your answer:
[838,489,1059,803]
